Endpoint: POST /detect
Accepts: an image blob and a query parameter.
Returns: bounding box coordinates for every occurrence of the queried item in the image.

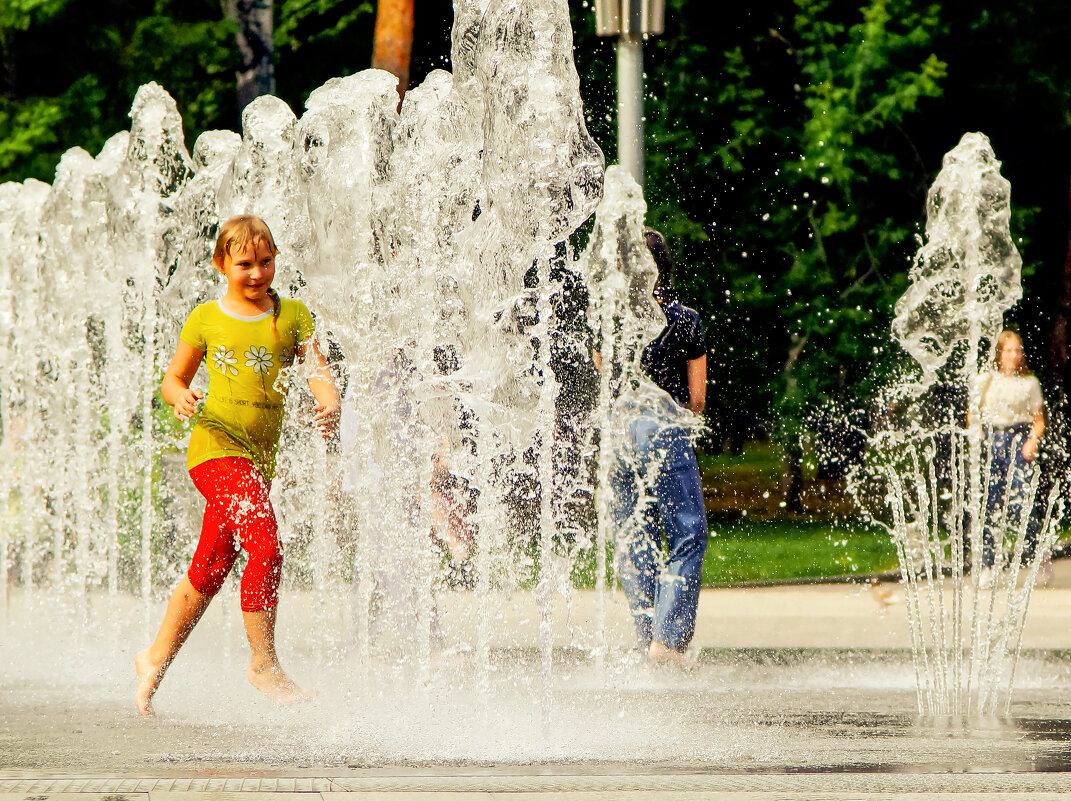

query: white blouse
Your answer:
[971,372,1043,427]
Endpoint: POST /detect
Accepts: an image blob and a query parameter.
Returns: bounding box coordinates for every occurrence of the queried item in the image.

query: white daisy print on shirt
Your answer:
[212,346,239,376]
[245,346,274,375]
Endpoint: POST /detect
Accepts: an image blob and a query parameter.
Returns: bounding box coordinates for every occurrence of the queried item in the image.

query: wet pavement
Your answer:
[6,563,1071,798]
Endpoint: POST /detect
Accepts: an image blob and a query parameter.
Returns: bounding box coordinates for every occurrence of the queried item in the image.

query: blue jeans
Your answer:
[982,424,1038,567]
[611,416,708,652]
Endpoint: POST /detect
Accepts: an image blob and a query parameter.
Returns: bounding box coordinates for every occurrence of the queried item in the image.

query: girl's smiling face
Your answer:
[216,238,276,307]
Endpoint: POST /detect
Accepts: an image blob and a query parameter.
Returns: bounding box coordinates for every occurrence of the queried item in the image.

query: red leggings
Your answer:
[187,456,282,612]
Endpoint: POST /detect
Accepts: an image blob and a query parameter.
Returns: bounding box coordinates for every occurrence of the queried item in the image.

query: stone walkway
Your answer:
[686,558,1071,650]
[4,772,1071,799]
[6,563,1071,799]
[432,556,1071,652]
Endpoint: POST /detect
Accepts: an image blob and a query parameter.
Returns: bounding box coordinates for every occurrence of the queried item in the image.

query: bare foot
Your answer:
[647,640,690,668]
[247,662,315,705]
[134,649,164,716]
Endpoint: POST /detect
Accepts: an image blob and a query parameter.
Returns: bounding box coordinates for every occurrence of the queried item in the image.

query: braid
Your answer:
[269,288,281,339]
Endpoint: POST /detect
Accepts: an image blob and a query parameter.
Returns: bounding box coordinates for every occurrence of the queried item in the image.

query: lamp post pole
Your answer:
[596,0,665,189]
[616,35,645,187]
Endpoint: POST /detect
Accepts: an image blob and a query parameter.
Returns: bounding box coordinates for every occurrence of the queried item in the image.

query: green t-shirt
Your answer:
[179,297,316,479]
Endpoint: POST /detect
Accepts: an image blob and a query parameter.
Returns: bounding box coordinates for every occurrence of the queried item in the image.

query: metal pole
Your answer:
[616,34,645,188]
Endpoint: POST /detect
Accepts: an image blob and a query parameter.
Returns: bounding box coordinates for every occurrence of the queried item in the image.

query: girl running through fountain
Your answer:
[135,214,340,715]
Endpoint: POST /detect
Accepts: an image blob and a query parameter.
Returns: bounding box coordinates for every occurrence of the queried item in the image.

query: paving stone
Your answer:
[321,773,1071,794]
[151,793,318,801]
[0,773,1070,798]
[0,793,149,801]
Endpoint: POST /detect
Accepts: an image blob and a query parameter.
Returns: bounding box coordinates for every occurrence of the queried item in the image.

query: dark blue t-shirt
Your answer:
[641,299,707,408]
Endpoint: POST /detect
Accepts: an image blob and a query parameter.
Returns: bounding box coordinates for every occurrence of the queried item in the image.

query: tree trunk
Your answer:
[372,0,415,101]
[782,441,803,515]
[780,332,807,514]
[223,0,274,114]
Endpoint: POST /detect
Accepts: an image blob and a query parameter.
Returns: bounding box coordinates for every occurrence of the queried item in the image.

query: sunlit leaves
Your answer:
[0,0,236,183]
[709,0,947,441]
[0,74,104,178]
[276,0,374,51]
[0,95,62,171]
[715,46,767,172]
[0,0,70,32]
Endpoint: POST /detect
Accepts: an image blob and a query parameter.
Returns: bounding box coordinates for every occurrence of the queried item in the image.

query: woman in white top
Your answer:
[969,329,1045,570]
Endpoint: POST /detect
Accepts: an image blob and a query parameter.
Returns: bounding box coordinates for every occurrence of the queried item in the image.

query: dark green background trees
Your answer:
[4,0,1071,490]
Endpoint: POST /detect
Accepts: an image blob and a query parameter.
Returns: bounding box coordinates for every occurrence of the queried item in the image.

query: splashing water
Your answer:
[855,133,1064,719]
[0,0,695,695]
[3,6,1069,766]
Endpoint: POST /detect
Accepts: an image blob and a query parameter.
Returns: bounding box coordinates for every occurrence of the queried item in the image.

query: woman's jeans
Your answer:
[611,416,708,653]
[982,423,1039,567]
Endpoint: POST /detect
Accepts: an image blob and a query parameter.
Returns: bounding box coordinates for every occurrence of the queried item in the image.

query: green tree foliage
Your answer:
[0,0,456,184]
[704,1,946,457]
[276,0,374,51]
[274,0,454,113]
[760,0,944,416]
[0,0,236,183]
[274,0,376,106]
[5,0,1071,476]
[574,1,947,457]
[926,2,1071,382]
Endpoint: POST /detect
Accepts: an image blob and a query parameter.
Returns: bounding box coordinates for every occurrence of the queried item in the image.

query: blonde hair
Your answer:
[214,214,281,335]
[995,329,1030,376]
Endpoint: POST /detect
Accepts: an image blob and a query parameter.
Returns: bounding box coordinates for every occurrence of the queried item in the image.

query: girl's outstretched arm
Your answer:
[297,339,341,438]
[686,354,707,415]
[162,341,206,421]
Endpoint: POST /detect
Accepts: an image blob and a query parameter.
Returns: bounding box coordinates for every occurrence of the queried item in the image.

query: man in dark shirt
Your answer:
[613,229,709,665]
[641,291,708,412]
